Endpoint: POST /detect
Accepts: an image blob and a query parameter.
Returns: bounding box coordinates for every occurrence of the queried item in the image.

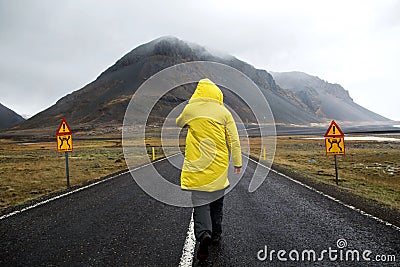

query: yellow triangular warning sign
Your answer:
[56,119,72,135]
[324,120,344,137]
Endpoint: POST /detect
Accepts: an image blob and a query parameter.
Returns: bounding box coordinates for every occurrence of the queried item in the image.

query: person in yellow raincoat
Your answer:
[176,78,242,261]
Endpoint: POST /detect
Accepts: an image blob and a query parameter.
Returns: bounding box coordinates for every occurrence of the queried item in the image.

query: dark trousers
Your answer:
[192,191,225,241]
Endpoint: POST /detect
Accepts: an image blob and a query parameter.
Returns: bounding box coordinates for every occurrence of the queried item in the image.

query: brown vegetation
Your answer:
[1,135,399,215]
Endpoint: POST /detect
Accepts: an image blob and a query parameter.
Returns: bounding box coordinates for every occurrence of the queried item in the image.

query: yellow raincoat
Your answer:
[176,78,242,192]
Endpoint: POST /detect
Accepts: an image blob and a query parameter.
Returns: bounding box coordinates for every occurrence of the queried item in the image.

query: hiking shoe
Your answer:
[197,231,211,261]
[211,234,221,246]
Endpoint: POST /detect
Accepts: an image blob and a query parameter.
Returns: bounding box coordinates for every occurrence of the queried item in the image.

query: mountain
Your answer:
[9,37,388,136]
[0,103,25,130]
[271,71,389,122]
[12,36,322,134]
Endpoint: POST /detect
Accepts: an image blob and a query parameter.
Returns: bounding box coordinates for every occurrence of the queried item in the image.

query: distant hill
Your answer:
[271,71,389,122]
[9,37,389,136]
[0,103,25,130]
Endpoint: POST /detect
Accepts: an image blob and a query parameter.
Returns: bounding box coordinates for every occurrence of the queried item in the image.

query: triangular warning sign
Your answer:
[56,118,72,135]
[324,120,344,137]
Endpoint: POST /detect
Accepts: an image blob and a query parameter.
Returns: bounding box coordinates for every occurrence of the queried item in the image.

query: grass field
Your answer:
[1,135,399,213]
[257,136,400,212]
[0,139,127,209]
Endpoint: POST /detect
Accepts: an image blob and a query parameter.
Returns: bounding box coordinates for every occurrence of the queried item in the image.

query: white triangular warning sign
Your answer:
[324,120,344,137]
[56,119,72,135]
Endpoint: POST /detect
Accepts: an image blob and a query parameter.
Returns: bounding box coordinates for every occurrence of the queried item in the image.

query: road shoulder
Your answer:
[271,163,400,228]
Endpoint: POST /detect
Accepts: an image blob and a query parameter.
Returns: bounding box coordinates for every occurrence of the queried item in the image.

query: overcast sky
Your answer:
[1,0,399,120]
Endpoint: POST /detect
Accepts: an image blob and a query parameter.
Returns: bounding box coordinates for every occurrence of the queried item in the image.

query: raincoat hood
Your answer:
[189,78,224,105]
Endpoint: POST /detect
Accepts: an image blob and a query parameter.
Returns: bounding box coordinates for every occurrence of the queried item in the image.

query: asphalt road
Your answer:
[1,155,399,266]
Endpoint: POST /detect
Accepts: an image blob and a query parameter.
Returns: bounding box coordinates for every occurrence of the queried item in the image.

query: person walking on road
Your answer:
[176,78,242,261]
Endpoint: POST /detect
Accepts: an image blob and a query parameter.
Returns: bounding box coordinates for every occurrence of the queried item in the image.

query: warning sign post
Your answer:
[56,119,73,188]
[324,120,345,185]
[56,118,73,152]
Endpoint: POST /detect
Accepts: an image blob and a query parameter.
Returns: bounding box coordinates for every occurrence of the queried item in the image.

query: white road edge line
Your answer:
[0,153,180,221]
[244,155,400,232]
[179,211,195,267]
